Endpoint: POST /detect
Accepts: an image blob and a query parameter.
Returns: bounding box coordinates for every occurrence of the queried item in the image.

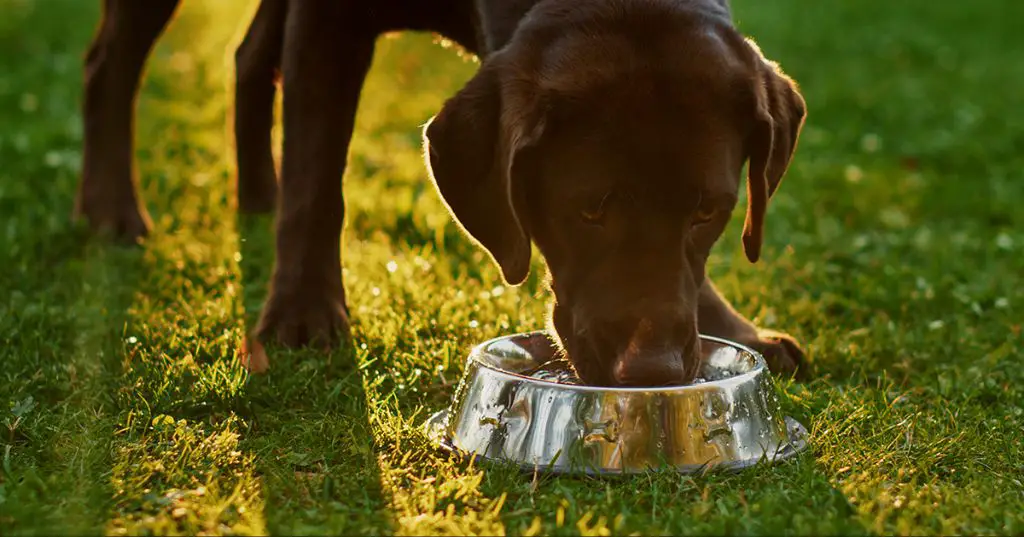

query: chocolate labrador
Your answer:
[77,0,806,386]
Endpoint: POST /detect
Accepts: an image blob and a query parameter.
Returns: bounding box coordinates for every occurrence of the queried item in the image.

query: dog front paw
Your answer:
[744,329,808,380]
[255,287,350,349]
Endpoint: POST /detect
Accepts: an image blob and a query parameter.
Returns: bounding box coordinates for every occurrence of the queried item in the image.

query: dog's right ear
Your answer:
[424,57,543,286]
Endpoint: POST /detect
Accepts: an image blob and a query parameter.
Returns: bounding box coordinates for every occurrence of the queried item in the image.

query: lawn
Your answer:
[1,0,1022,535]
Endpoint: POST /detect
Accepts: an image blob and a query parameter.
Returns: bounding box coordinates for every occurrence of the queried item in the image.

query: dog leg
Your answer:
[255,3,376,348]
[76,0,180,241]
[234,0,286,214]
[697,279,807,378]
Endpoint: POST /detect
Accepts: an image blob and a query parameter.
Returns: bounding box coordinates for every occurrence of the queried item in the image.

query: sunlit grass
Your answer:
[1,0,1022,535]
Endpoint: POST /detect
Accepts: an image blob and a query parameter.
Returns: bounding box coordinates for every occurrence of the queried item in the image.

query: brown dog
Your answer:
[78,0,806,386]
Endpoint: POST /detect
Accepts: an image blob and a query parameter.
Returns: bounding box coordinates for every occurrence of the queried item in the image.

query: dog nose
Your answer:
[612,347,690,386]
[611,326,699,387]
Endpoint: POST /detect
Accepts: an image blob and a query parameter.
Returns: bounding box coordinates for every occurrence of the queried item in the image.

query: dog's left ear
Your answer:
[742,47,807,263]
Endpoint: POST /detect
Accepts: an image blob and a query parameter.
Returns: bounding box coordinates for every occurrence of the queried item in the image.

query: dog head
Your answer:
[424,0,805,386]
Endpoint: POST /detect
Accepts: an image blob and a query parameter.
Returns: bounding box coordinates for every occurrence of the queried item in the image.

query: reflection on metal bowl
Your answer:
[424,331,808,475]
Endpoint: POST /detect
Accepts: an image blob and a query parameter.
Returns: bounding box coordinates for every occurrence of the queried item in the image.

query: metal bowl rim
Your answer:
[468,330,767,394]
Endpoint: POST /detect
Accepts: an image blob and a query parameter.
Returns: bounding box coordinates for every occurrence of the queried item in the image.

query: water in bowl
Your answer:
[524,358,584,385]
[526,358,729,387]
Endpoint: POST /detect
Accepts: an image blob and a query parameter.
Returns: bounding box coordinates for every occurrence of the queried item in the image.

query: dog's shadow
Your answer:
[234,212,394,533]
[236,214,277,331]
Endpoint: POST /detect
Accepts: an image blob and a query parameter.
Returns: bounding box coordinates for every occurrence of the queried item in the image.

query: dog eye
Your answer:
[691,205,718,226]
[580,207,605,225]
[579,193,611,226]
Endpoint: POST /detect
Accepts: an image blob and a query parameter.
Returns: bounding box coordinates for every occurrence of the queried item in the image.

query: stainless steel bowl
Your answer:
[424,331,808,475]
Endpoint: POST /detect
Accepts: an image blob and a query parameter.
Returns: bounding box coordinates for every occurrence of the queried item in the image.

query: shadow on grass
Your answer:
[0,221,142,533]
[235,213,394,534]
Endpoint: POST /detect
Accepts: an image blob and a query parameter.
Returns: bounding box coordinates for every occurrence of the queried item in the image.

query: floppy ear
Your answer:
[423,58,543,285]
[742,53,807,263]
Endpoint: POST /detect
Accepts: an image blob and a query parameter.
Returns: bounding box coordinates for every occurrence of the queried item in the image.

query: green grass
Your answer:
[1,0,1022,534]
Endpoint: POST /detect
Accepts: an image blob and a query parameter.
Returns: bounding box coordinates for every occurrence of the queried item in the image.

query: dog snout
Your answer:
[613,322,699,386]
[575,314,700,387]
[613,346,688,387]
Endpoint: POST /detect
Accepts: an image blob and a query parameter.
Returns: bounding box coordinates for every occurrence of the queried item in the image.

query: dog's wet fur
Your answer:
[78,0,806,386]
